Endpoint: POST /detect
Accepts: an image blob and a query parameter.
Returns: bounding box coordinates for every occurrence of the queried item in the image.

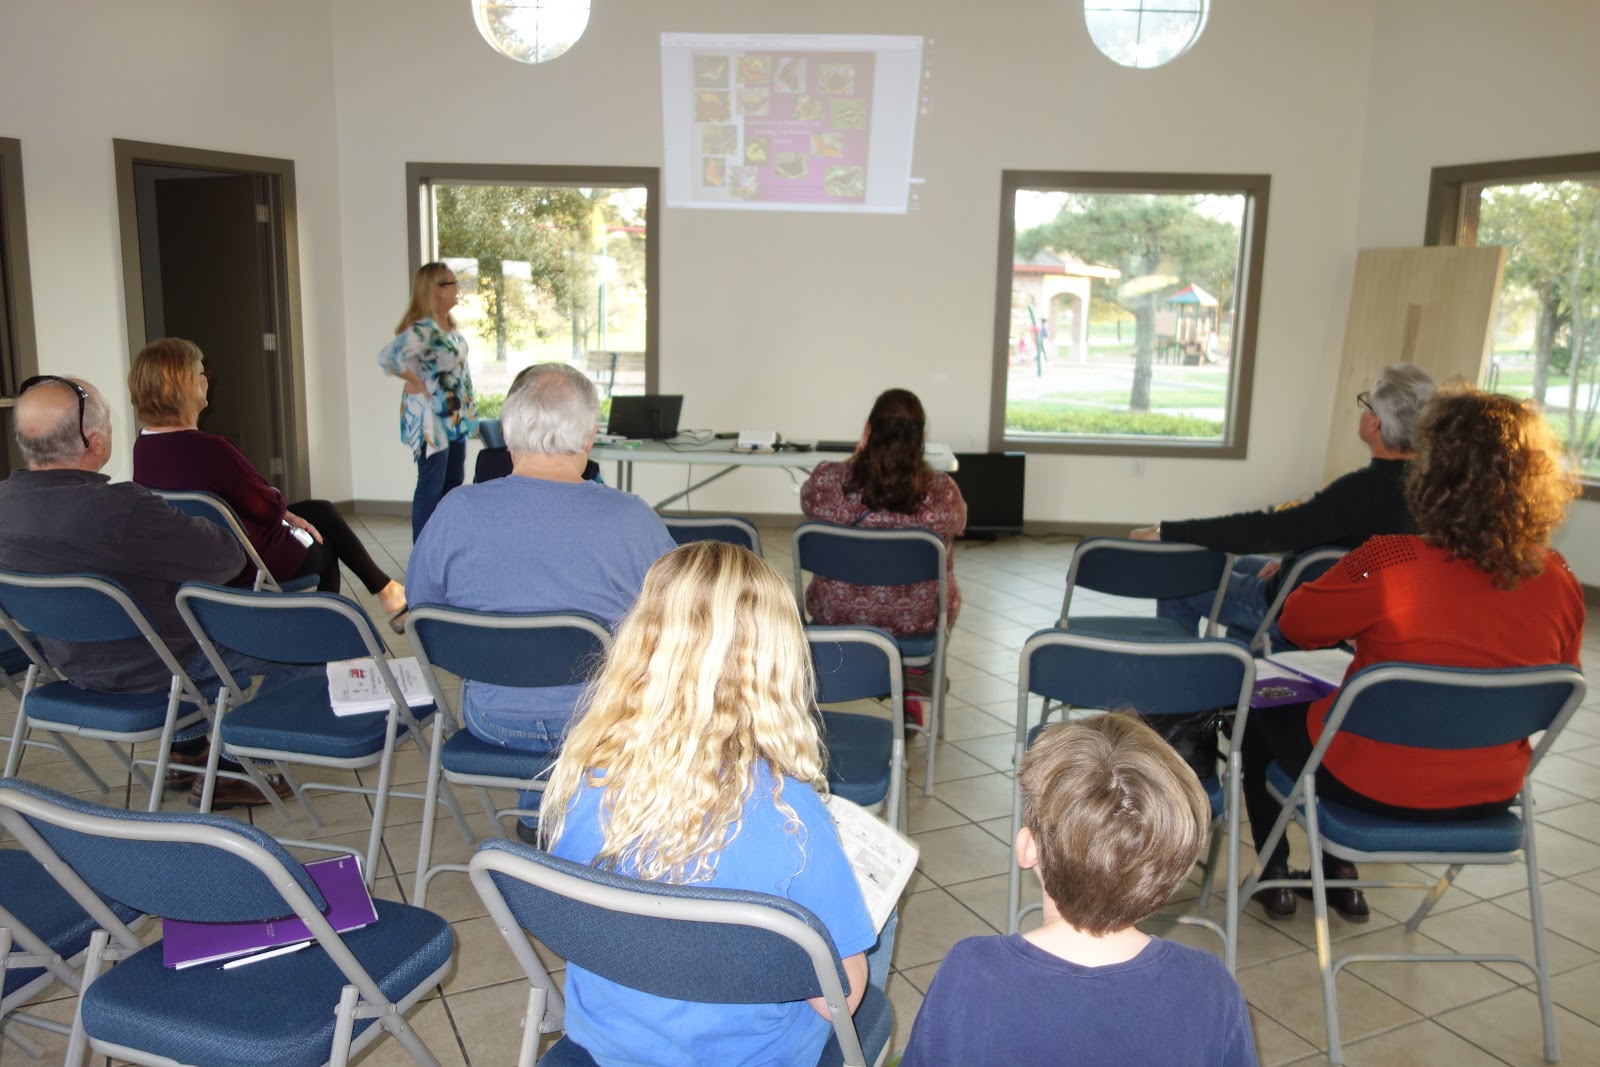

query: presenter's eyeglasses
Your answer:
[1356,391,1375,414]
[18,375,90,448]
[437,278,459,288]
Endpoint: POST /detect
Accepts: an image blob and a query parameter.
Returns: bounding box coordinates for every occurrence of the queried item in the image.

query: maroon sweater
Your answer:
[132,429,306,584]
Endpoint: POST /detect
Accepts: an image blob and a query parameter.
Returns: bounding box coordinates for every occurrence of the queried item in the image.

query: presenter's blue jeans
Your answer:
[1156,554,1281,646]
[413,438,466,541]
[462,687,564,826]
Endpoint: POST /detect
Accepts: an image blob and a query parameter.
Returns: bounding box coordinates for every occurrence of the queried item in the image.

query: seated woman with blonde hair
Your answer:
[129,337,408,630]
[541,541,893,1065]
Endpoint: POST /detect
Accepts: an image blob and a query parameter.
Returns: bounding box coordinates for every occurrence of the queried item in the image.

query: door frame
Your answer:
[113,139,311,500]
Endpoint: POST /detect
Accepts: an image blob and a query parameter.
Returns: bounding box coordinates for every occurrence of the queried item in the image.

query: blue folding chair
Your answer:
[175,582,470,882]
[405,605,612,906]
[1241,663,1587,1065]
[469,839,894,1067]
[1058,537,1233,639]
[1,850,145,1059]
[792,523,949,796]
[662,515,764,556]
[809,626,906,832]
[154,490,320,593]
[1245,546,1346,655]
[0,777,453,1067]
[1006,630,1256,972]
[0,629,29,699]
[0,570,221,812]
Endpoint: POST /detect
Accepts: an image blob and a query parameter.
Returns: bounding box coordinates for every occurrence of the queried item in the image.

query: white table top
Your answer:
[590,439,958,472]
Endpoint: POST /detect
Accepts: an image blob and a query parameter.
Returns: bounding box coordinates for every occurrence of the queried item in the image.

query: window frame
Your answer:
[1425,151,1600,501]
[406,162,661,395]
[988,169,1270,458]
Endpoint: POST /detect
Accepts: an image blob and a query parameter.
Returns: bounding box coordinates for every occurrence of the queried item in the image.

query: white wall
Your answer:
[1351,0,1600,581]
[0,0,354,499]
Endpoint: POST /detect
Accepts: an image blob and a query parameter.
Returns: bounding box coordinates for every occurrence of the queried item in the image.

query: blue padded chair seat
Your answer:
[2,851,141,999]
[0,639,27,676]
[1265,762,1525,854]
[20,681,193,733]
[1026,723,1222,816]
[220,675,434,761]
[822,710,893,809]
[78,898,452,1067]
[892,632,936,661]
[279,574,320,593]
[534,984,891,1067]
[1064,616,1194,641]
[441,728,558,782]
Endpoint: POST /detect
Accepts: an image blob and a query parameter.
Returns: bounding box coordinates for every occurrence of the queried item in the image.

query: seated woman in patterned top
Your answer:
[800,388,966,639]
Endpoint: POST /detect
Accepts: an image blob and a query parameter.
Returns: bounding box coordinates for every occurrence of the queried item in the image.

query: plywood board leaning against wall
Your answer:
[1323,246,1506,483]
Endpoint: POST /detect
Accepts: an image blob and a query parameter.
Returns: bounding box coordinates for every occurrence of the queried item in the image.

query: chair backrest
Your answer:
[1060,537,1232,622]
[1018,629,1256,743]
[808,626,903,706]
[662,516,763,557]
[1319,663,1586,763]
[1248,546,1346,654]
[469,840,868,1063]
[155,490,280,592]
[792,524,947,638]
[406,607,611,691]
[479,419,507,449]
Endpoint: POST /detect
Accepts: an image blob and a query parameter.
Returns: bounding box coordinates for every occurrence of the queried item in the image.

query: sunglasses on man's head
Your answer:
[18,374,90,448]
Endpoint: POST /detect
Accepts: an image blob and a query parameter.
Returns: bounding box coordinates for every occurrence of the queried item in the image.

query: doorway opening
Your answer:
[114,140,310,500]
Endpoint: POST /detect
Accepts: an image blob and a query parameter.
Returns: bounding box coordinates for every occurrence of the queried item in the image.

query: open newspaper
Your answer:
[823,795,918,933]
[326,656,433,716]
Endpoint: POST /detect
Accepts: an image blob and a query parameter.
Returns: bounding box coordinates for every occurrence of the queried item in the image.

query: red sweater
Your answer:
[132,429,306,584]
[1279,535,1584,809]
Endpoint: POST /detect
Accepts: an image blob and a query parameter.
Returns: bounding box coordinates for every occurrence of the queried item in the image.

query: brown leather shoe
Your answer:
[188,773,295,811]
[164,748,208,792]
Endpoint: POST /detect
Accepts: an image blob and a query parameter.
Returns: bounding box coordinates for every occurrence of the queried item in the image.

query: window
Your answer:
[0,137,39,478]
[472,0,590,64]
[1427,153,1600,496]
[989,171,1269,457]
[408,164,659,421]
[1084,0,1209,69]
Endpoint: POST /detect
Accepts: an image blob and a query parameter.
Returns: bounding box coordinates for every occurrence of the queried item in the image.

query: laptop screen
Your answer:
[606,395,684,440]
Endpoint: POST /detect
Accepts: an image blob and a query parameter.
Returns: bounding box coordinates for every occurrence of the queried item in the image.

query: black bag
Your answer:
[1152,710,1229,782]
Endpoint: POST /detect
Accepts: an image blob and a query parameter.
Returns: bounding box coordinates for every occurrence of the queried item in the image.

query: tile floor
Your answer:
[4,514,1600,1066]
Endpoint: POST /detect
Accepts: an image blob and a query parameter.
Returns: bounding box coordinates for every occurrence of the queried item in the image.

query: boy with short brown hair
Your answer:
[902,713,1257,1065]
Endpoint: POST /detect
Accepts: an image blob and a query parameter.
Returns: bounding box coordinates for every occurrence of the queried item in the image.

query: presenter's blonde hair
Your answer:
[540,541,826,884]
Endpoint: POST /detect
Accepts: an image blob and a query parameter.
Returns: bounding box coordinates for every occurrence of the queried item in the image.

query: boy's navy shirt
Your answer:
[902,933,1257,1066]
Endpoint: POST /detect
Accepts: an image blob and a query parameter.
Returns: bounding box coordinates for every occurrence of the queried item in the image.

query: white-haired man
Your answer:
[405,363,676,832]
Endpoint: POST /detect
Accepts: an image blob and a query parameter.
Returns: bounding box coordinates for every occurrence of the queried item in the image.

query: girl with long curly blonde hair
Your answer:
[542,541,885,1066]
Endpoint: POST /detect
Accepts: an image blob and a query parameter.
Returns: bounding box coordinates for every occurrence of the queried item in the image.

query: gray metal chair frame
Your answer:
[809,626,908,833]
[661,515,764,556]
[791,524,949,797]
[1058,538,1234,636]
[0,628,80,784]
[468,844,886,1067]
[0,572,228,813]
[0,784,449,1067]
[406,606,613,907]
[1245,546,1347,655]
[175,584,471,882]
[1239,663,1587,1064]
[1006,630,1256,973]
[154,489,294,593]
[1,902,113,1057]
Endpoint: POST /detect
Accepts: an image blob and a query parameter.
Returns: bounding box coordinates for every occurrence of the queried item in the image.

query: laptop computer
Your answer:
[606,394,684,440]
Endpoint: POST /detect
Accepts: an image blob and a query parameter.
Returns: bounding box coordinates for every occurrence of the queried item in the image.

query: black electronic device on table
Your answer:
[948,452,1026,539]
[606,395,684,440]
[815,440,857,453]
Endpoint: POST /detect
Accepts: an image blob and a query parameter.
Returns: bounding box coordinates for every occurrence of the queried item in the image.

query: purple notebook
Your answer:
[161,854,377,970]
[1251,665,1336,710]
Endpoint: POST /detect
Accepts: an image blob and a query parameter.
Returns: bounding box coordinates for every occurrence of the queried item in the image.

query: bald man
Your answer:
[0,375,292,807]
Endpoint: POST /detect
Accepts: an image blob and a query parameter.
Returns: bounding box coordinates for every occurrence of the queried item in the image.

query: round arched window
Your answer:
[1084,0,1209,69]
[472,0,591,64]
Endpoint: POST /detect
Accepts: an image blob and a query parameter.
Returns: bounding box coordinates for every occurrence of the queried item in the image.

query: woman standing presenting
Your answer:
[378,262,477,539]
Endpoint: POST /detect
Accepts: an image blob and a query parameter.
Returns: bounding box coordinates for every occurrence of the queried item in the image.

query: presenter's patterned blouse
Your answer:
[800,460,965,636]
[377,318,477,459]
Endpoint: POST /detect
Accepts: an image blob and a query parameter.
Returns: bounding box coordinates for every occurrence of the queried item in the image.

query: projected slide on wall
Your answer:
[661,33,925,214]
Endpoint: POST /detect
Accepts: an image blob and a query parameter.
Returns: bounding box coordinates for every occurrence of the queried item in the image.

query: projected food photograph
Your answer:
[791,94,824,122]
[812,132,844,158]
[830,98,867,130]
[745,137,769,165]
[693,55,728,87]
[738,88,770,117]
[774,58,806,93]
[694,90,730,122]
[737,55,771,86]
[773,153,808,180]
[701,125,737,155]
[702,157,726,187]
[824,166,865,200]
[818,63,856,95]
[729,166,759,200]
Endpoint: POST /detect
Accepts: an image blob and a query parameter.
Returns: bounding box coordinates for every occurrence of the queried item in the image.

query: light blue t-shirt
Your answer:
[550,764,876,1067]
[404,474,675,724]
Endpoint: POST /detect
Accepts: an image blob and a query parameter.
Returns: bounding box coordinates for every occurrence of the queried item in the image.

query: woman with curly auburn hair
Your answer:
[1239,385,1585,925]
[541,541,893,1065]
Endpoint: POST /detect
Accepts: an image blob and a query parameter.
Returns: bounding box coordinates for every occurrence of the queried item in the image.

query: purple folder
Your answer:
[161,854,377,970]
[1251,668,1336,710]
